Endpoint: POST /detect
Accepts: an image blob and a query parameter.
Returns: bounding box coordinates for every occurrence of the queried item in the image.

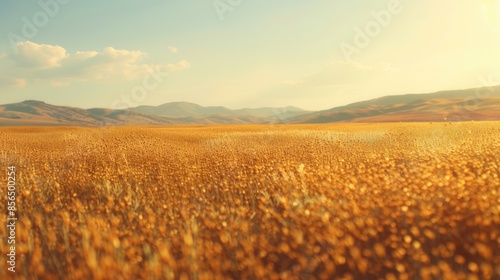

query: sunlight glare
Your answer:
[480,0,500,33]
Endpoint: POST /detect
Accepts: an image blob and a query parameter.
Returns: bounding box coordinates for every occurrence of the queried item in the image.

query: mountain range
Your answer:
[1,85,499,126]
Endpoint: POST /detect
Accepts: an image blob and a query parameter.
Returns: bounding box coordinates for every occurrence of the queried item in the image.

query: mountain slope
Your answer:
[288,86,500,123]
[131,102,235,117]
[0,100,309,126]
[0,101,183,126]
[1,85,499,126]
[130,102,310,119]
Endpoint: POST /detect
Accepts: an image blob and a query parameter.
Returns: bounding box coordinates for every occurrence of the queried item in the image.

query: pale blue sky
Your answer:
[1,0,499,110]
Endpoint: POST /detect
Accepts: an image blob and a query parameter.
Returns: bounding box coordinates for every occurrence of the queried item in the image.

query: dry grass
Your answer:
[0,122,499,279]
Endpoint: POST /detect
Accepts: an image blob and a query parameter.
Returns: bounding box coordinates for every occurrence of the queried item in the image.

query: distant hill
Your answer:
[287,86,500,123]
[0,100,309,126]
[0,100,182,126]
[1,85,499,126]
[130,102,234,117]
[129,102,309,120]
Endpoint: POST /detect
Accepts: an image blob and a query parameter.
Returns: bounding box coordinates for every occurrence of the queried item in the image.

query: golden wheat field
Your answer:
[0,122,499,279]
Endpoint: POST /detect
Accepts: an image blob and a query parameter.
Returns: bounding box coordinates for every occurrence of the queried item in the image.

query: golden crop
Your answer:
[0,122,499,279]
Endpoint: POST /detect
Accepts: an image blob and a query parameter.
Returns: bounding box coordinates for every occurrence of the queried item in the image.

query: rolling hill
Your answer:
[287,86,500,123]
[0,85,499,126]
[129,102,308,119]
[0,100,182,126]
[0,100,309,126]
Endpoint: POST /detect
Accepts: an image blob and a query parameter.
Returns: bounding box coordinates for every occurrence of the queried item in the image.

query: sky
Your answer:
[0,0,499,111]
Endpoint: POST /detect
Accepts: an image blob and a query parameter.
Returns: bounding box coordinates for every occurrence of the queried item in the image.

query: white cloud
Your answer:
[15,41,68,69]
[74,51,98,60]
[164,60,190,71]
[169,46,178,53]
[5,41,191,86]
[101,47,145,63]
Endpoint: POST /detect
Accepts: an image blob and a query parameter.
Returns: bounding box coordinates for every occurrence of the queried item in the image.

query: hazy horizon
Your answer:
[1,1,499,111]
[3,83,500,112]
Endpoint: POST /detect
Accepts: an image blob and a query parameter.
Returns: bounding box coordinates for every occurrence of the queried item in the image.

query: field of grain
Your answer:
[0,122,499,279]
